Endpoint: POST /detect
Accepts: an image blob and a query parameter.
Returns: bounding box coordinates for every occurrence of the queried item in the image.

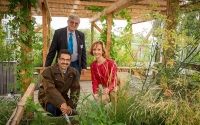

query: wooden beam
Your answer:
[0,0,9,5]
[47,1,166,11]
[6,83,36,125]
[129,4,166,11]
[49,8,94,13]
[132,16,150,24]
[92,22,102,33]
[48,0,112,6]
[34,26,42,32]
[49,12,96,17]
[138,0,167,6]
[43,0,52,20]
[36,0,42,12]
[48,2,164,10]
[49,8,150,14]
[89,0,142,22]
[49,4,86,10]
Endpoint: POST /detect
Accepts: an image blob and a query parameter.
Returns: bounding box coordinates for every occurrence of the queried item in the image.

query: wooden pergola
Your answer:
[0,0,186,66]
[0,1,196,124]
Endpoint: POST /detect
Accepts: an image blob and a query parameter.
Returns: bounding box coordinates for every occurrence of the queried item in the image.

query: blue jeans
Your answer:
[46,102,62,117]
[70,60,80,80]
[70,60,80,73]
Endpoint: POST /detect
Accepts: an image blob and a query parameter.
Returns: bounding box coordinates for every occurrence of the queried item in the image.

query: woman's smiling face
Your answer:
[92,43,103,59]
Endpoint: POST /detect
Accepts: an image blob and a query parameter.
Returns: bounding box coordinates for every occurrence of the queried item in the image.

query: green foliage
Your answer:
[85,6,104,12]
[126,71,200,124]
[0,25,7,61]
[79,28,100,66]
[0,96,19,125]
[80,3,200,125]
[75,94,125,125]
[18,97,67,125]
[33,26,54,67]
[22,97,45,125]
[0,0,43,94]
[85,7,138,66]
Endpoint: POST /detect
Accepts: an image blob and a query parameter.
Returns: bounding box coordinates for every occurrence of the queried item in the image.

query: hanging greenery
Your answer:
[1,0,41,93]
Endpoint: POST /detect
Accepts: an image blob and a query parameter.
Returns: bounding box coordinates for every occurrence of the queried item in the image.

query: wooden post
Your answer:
[42,2,48,67]
[106,14,112,58]
[20,5,32,93]
[162,0,179,64]
[91,22,94,43]
[47,17,51,49]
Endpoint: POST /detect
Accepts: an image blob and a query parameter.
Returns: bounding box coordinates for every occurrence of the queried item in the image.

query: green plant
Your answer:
[85,6,135,66]
[79,28,100,66]
[0,97,19,125]
[75,93,125,125]
[23,97,79,125]
[83,3,200,125]
[1,0,43,94]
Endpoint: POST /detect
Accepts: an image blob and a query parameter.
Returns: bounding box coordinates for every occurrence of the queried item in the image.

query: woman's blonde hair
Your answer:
[89,40,107,58]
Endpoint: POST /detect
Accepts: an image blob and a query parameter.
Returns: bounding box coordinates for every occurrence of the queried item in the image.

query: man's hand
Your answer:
[81,69,87,75]
[60,103,72,115]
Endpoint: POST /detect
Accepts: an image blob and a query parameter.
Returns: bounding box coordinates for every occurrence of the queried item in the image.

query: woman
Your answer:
[89,40,119,103]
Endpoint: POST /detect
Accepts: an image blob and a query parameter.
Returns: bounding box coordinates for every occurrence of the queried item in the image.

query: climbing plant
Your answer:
[85,6,135,66]
[1,0,41,93]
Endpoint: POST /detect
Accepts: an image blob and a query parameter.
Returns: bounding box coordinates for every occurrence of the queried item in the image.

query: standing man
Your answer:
[38,49,80,117]
[45,14,87,75]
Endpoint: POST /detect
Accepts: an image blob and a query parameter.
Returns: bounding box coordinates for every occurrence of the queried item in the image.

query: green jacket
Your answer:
[38,63,80,110]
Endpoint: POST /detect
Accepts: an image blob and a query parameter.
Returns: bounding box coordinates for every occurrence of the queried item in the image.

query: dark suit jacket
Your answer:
[45,27,87,71]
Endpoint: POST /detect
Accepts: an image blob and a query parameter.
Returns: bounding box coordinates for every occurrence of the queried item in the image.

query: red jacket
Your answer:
[90,59,118,94]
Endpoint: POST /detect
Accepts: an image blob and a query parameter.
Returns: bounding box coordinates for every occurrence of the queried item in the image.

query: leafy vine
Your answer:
[2,0,40,93]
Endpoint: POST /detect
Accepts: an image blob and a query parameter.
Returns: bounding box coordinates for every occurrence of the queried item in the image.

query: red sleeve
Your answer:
[90,63,99,94]
[107,60,118,92]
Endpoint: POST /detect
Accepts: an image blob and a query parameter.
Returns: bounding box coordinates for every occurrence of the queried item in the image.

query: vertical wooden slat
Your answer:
[91,22,94,43]
[42,2,48,67]
[9,62,17,93]
[47,16,51,50]
[0,63,3,94]
[106,14,112,58]
[3,62,7,94]
[4,62,10,93]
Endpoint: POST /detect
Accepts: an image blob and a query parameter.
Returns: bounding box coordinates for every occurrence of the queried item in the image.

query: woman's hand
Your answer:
[102,88,109,95]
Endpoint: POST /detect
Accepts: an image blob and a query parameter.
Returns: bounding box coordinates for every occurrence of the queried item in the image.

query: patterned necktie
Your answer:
[68,33,73,54]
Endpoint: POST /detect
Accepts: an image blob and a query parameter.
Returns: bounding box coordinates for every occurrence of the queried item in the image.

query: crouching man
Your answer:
[38,49,80,117]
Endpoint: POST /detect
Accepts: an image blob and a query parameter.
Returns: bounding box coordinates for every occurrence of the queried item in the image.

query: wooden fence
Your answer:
[0,61,17,94]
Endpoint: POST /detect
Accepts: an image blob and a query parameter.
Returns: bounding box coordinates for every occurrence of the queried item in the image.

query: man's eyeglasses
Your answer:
[69,21,79,26]
[59,58,70,62]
